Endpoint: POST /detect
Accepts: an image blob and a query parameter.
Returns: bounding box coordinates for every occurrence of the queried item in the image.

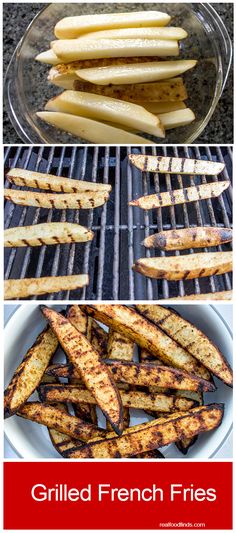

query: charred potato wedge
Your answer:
[142,227,233,250]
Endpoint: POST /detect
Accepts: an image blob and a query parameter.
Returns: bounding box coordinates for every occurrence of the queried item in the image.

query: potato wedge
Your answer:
[142,227,233,250]
[136,305,233,387]
[134,450,164,458]
[67,305,108,358]
[45,361,214,392]
[4,275,89,300]
[4,188,109,209]
[6,168,111,193]
[54,12,171,39]
[36,49,61,65]
[82,305,212,379]
[174,389,203,455]
[36,112,155,144]
[133,252,233,281]
[108,330,134,362]
[4,327,58,418]
[4,222,94,248]
[77,60,196,85]
[41,306,123,434]
[53,39,179,62]
[167,291,233,300]
[129,181,229,209]
[79,27,187,41]
[128,154,225,175]
[17,402,105,441]
[159,108,195,129]
[62,404,224,458]
[39,384,197,412]
[74,78,187,103]
[45,91,165,138]
[134,101,187,113]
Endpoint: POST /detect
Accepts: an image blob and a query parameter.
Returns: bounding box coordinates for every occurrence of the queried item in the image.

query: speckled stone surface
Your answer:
[3,2,233,144]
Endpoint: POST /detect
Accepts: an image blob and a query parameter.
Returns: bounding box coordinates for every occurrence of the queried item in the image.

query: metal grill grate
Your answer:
[4,145,232,300]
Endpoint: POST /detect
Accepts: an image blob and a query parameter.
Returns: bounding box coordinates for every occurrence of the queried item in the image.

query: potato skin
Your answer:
[143,227,233,250]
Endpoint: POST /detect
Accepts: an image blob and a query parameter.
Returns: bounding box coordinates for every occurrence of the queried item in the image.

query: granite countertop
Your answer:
[3,2,233,144]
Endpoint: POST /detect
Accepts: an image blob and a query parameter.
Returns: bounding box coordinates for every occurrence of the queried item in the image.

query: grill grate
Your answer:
[4,145,232,300]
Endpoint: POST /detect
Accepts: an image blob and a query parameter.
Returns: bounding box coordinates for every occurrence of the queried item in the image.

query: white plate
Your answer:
[4,304,233,459]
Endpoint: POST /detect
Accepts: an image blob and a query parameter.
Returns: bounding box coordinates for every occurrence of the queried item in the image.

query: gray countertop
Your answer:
[3,2,233,144]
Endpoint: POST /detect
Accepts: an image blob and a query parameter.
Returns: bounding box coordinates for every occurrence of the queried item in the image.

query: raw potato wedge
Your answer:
[36,49,61,65]
[133,252,233,281]
[4,222,94,248]
[52,39,179,62]
[159,108,195,129]
[62,404,224,458]
[129,181,229,209]
[77,60,196,86]
[134,101,187,113]
[82,305,211,380]
[38,384,197,412]
[143,227,233,250]
[17,402,105,441]
[128,154,225,175]
[136,305,233,386]
[167,291,233,300]
[4,188,109,209]
[41,306,123,434]
[45,362,214,392]
[45,91,165,138]
[107,330,134,361]
[36,112,155,144]
[55,12,171,39]
[4,275,89,300]
[79,27,188,41]
[7,168,111,193]
[74,78,187,103]
[4,327,58,418]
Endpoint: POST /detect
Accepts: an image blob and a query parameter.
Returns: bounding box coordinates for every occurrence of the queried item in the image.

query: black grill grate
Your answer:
[4,145,232,300]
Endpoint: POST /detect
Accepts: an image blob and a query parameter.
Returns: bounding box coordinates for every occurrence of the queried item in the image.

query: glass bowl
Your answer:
[4,2,232,144]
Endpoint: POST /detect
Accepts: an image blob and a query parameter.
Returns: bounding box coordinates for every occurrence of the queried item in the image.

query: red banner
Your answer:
[4,461,232,530]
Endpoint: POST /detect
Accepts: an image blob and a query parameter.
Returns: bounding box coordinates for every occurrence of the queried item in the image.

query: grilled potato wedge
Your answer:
[67,305,108,358]
[4,275,89,300]
[4,188,109,209]
[17,402,105,441]
[4,327,58,418]
[134,450,164,458]
[45,361,214,392]
[142,227,233,250]
[174,389,203,455]
[38,383,197,412]
[41,306,123,434]
[167,291,233,300]
[79,27,187,41]
[62,404,224,458]
[128,154,225,175]
[4,222,94,248]
[74,78,187,103]
[133,251,233,280]
[55,12,171,39]
[136,305,233,386]
[77,60,196,85]
[6,168,111,193]
[108,330,134,361]
[129,181,229,209]
[82,305,211,379]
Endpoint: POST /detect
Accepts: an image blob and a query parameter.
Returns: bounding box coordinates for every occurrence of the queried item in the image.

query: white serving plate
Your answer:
[4,304,232,459]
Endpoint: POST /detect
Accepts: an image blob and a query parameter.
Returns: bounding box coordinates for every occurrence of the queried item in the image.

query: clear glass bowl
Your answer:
[4,2,232,144]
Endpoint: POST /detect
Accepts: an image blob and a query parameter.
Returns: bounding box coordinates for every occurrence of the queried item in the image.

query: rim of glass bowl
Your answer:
[4,2,232,144]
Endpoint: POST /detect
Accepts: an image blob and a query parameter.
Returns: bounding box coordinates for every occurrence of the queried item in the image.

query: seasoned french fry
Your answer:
[128,154,225,175]
[129,181,229,209]
[41,306,123,435]
[79,27,188,41]
[6,168,111,193]
[67,305,108,358]
[82,305,211,380]
[4,275,89,300]
[36,112,155,144]
[133,252,233,281]
[142,227,233,250]
[4,327,58,418]
[136,305,233,387]
[17,402,105,441]
[4,222,94,248]
[77,60,196,85]
[107,330,134,362]
[159,108,195,129]
[45,91,165,138]
[54,12,172,39]
[166,291,233,300]
[61,404,224,458]
[134,449,164,458]
[4,188,109,209]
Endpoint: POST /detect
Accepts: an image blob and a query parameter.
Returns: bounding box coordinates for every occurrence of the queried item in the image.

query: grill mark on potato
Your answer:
[183,188,189,202]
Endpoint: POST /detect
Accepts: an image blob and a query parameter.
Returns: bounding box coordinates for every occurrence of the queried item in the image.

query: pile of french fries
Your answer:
[4,169,111,299]
[5,304,232,458]
[35,10,197,143]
